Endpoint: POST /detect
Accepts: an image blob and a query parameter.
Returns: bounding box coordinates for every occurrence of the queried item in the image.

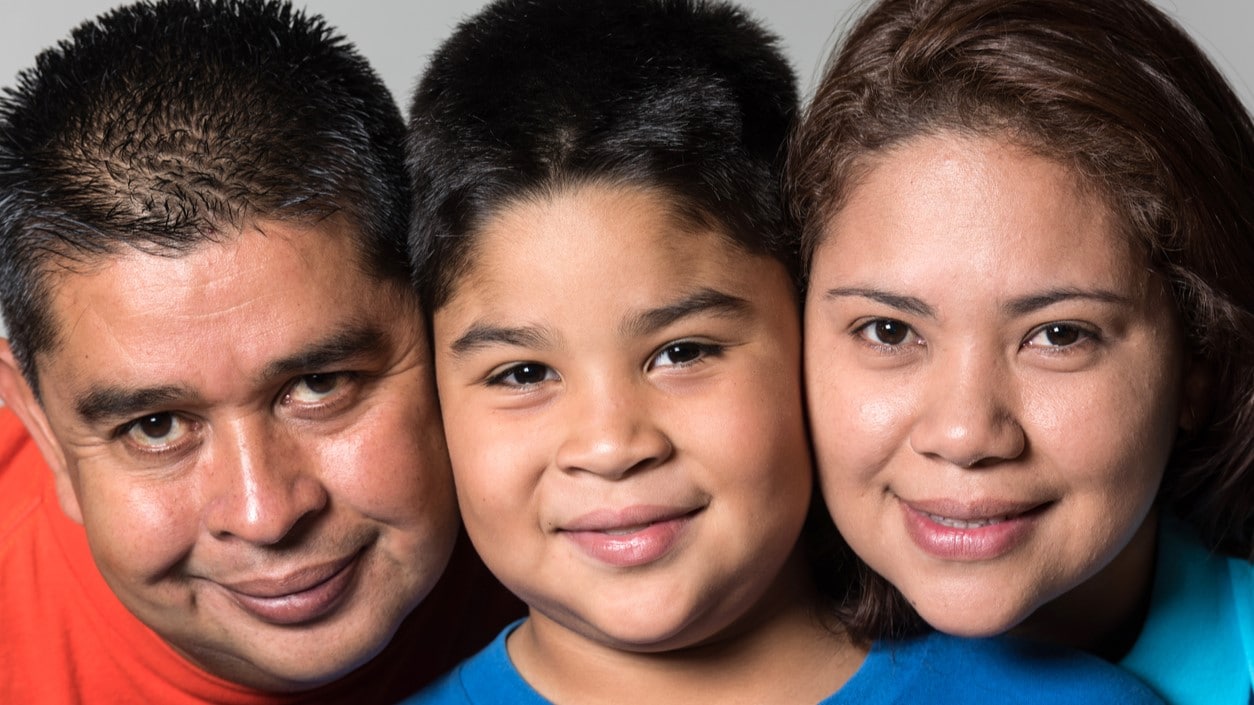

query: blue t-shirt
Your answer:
[407,621,1164,704]
[1119,518,1254,705]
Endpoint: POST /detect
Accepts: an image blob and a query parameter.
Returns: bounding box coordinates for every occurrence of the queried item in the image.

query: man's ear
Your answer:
[0,339,82,524]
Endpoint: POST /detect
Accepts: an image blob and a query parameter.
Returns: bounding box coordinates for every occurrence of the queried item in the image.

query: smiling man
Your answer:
[0,1,516,702]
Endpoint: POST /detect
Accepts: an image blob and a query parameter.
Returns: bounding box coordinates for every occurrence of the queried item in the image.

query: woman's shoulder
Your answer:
[825,631,1163,704]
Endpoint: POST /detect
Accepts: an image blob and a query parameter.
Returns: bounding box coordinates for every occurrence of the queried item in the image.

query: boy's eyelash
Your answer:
[483,362,553,387]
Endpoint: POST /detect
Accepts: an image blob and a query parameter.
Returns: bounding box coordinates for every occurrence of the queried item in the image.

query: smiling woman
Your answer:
[805,132,1185,639]
[788,0,1254,702]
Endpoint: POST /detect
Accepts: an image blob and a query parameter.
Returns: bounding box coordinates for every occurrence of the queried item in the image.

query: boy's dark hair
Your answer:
[789,0,1254,637]
[408,0,879,643]
[406,0,800,310]
[0,0,410,393]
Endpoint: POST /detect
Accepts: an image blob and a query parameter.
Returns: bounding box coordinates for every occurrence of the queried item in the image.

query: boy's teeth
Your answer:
[926,513,1008,529]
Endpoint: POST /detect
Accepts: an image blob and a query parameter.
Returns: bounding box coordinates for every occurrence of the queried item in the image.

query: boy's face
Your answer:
[804,133,1187,638]
[0,217,459,691]
[432,184,813,654]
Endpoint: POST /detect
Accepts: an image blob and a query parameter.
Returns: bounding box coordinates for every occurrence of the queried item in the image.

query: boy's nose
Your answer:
[554,381,673,480]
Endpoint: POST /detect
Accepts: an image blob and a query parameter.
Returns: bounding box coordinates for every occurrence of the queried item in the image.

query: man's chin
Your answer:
[170,615,402,693]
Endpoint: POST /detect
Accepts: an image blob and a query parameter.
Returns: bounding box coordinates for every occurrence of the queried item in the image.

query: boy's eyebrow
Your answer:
[824,287,935,318]
[448,324,552,358]
[623,288,752,337]
[73,324,389,425]
[1002,288,1131,317]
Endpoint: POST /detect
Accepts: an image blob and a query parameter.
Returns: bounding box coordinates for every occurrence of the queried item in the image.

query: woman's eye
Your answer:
[650,341,722,369]
[1024,323,1091,348]
[487,362,558,387]
[120,412,189,449]
[855,318,919,347]
[285,372,352,405]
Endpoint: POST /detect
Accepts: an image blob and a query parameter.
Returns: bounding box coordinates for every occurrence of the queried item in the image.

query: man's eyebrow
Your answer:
[260,324,390,382]
[622,288,753,338]
[72,325,390,425]
[1002,288,1131,317]
[448,324,552,358]
[824,287,935,318]
[75,385,197,426]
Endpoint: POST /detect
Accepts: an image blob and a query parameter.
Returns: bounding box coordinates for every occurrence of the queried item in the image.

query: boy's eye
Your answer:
[1023,323,1093,348]
[487,362,558,387]
[856,318,920,347]
[120,412,191,450]
[283,372,354,405]
[649,341,724,370]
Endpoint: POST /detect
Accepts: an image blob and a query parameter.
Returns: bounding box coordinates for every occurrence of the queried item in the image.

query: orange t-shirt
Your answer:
[0,407,522,704]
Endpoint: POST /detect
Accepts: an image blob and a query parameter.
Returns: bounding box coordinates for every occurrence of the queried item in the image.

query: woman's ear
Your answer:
[1178,353,1214,433]
[0,339,82,523]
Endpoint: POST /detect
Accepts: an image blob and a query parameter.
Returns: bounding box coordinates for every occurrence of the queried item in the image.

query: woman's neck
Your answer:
[1014,509,1160,661]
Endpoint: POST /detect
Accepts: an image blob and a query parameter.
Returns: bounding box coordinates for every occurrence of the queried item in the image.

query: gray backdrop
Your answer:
[1,0,1252,339]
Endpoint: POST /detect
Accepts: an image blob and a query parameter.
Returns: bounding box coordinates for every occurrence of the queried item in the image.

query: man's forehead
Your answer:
[34,218,417,415]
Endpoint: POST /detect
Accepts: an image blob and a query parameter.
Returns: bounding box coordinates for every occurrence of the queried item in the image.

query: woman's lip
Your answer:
[219,550,364,625]
[899,498,1051,561]
[559,505,702,568]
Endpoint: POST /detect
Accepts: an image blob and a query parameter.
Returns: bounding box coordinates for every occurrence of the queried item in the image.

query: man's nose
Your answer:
[202,418,328,545]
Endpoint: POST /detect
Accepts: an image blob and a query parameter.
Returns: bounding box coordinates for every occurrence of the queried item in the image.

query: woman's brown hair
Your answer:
[790,0,1254,638]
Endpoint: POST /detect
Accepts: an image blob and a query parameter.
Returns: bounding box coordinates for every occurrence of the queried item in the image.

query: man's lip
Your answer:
[558,504,704,533]
[220,551,360,598]
[217,549,365,626]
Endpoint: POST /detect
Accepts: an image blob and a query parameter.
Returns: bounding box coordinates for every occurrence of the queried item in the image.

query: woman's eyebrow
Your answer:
[823,286,934,318]
[1002,289,1131,317]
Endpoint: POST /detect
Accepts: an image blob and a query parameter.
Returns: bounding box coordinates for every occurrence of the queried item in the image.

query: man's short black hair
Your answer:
[407,0,799,309]
[0,0,410,391]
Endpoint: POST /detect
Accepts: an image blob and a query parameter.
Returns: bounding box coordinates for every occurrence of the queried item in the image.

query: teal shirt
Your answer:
[1119,518,1254,704]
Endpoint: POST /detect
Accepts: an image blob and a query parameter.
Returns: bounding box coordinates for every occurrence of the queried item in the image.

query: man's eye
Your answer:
[284,373,351,405]
[121,413,188,449]
[486,362,558,388]
[855,318,919,347]
[649,341,724,369]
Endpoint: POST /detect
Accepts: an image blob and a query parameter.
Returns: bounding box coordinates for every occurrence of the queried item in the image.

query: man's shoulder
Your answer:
[0,406,49,548]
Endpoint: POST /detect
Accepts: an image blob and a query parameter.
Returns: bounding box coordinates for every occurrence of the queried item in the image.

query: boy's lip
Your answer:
[559,504,705,533]
[558,505,704,568]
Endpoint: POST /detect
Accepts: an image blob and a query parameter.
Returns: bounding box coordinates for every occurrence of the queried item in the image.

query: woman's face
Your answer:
[804,132,1190,638]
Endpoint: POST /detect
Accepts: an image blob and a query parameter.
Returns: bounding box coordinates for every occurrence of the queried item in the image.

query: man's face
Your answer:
[3,218,457,691]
